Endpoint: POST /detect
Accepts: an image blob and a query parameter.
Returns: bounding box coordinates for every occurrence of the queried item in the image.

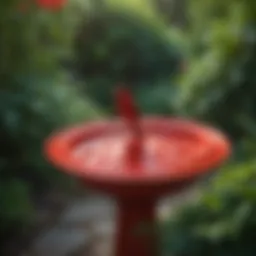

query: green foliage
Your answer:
[162,1,256,255]
[74,0,183,112]
[0,179,32,231]
[162,159,256,256]
[175,0,256,139]
[0,73,102,235]
[0,0,103,239]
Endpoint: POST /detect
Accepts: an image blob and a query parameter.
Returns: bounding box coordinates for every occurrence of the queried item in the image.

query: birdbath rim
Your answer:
[44,116,231,186]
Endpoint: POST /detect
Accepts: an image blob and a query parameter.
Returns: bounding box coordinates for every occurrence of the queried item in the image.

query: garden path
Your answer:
[24,186,200,256]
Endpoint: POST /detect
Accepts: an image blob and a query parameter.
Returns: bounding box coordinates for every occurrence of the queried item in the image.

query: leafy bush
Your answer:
[162,1,256,255]
[175,0,256,140]
[162,159,256,256]
[74,0,183,112]
[0,0,102,241]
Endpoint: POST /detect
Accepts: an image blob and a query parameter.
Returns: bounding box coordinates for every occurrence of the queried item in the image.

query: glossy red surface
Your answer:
[115,86,140,123]
[45,84,231,256]
[45,117,230,185]
[45,114,231,256]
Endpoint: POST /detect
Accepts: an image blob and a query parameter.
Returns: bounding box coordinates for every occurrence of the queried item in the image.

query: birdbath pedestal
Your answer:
[45,87,231,256]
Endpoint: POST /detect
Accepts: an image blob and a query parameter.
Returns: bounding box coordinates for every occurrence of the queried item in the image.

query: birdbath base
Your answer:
[115,199,157,256]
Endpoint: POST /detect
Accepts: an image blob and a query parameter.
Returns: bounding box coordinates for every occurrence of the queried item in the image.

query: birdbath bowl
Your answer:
[44,87,231,256]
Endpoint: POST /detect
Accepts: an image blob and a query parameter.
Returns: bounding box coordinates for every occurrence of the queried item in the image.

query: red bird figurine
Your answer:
[115,85,139,123]
[115,85,142,166]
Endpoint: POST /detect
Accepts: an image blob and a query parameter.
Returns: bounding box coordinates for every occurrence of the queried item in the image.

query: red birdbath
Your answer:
[45,86,231,256]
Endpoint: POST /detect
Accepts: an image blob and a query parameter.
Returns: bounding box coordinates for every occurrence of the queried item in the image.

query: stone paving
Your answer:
[26,186,201,256]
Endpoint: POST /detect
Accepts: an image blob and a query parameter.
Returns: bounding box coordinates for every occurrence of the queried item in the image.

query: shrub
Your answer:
[162,158,256,256]
[0,0,102,242]
[162,1,256,255]
[175,0,256,140]
[74,0,183,113]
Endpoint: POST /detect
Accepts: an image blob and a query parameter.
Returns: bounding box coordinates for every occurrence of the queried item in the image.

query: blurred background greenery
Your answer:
[1,0,256,255]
